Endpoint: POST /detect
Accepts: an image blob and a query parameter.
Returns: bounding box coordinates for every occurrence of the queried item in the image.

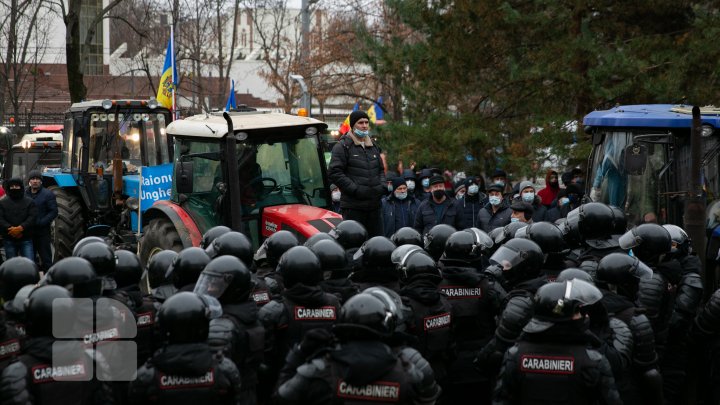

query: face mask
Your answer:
[331,191,341,202]
[387,184,393,192]
[354,129,369,138]
[573,178,584,187]
[432,190,446,200]
[456,192,465,199]
[395,191,407,200]
[494,180,505,188]
[559,197,570,206]
[406,180,415,191]
[421,178,430,188]
[510,217,520,223]
[489,196,501,206]
[468,184,479,195]
[522,192,535,203]
[8,188,22,200]
[549,180,559,187]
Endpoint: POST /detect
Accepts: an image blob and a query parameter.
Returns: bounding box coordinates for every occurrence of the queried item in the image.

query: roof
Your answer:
[583,104,720,129]
[167,111,328,139]
[68,99,171,112]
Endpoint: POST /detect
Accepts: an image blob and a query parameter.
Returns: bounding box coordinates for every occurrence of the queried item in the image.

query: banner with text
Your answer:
[140,163,173,211]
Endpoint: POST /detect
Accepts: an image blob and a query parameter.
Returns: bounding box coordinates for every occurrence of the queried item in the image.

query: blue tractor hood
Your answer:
[583,104,720,129]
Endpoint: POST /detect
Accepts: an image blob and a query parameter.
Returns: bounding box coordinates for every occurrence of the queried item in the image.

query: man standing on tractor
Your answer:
[329,111,386,237]
[26,170,57,272]
[0,177,37,260]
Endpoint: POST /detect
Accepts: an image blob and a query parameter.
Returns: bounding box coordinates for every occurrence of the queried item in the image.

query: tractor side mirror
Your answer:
[592,132,604,146]
[623,143,648,175]
[176,161,194,194]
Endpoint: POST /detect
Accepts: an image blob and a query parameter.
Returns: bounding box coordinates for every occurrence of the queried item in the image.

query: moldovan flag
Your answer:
[157,37,177,110]
[367,96,385,125]
[339,102,359,135]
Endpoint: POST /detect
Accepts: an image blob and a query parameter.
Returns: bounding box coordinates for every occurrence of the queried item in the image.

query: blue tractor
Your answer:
[583,104,720,290]
[45,99,173,260]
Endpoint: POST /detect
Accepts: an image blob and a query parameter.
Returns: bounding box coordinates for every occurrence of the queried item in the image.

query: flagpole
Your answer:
[170,24,176,120]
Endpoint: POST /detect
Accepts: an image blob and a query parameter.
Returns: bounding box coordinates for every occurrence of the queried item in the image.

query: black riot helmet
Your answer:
[114,250,143,289]
[609,206,627,235]
[75,242,117,277]
[363,286,411,332]
[145,250,178,289]
[391,227,423,248]
[398,249,441,283]
[43,257,100,298]
[334,293,395,340]
[165,247,211,289]
[206,231,253,265]
[200,225,231,249]
[491,222,528,247]
[514,222,566,255]
[158,292,212,343]
[618,224,672,264]
[0,257,40,302]
[442,228,493,264]
[72,236,106,257]
[523,279,603,333]
[25,285,73,337]
[424,224,456,261]
[330,220,368,250]
[276,246,323,287]
[596,253,653,286]
[310,239,349,275]
[663,224,692,257]
[304,232,335,248]
[488,238,544,287]
[354,236,397,270]
[194,255,253,304]
[254,230,299,267]
[565,202,615,241]
[556,268,595,284]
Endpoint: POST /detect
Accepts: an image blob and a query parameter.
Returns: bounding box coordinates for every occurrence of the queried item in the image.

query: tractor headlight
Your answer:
[125,197,140,211]
[702,124,714,137]
[102,99,113,110]
[148,98,158,109]
[305,126,318,136]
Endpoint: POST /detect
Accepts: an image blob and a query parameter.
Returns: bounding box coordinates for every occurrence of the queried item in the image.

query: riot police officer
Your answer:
[129,292,242,404]
[195,255,264,405]
[0,257,39,305]
[349,236,399,291]
[74,241,118,295]
[253,230,299,296]
[311,239,358,303]
[493,280,622,405]
[0,285,115,404]
[515,221,567,280]
[391,226,423,248]
[275,293,442,404]
[423,224,456,262]
[563,203,623,275]
[144,250,178,303]
[329,219,369,265]
[200,225,231,249]
[165,247,211,292]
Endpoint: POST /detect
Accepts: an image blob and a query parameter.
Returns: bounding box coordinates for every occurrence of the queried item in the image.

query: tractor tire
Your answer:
[50,187,85,262]
[140,217,183,267]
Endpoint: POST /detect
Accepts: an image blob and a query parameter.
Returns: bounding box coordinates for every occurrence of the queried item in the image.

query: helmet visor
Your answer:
[618,230,642,250]
[253,240,269,262]
[205,242,219,259]
[565,279,603,306]
[391,245,424,266]
[630,257,653,280]
[193,272,230,299]
[489,245,524,271]
[468,228,494,251]
[196,294,223,319]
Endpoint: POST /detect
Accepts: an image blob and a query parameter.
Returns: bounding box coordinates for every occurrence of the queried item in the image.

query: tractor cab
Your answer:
[584,104,720,227]
[140,109,342,263]
[46,99,172,259]
[3,133,63,181]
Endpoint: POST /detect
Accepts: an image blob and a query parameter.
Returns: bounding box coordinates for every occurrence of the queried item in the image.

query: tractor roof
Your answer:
[583,104,720,129]
[68,99,171,112]
[167,111,327,139]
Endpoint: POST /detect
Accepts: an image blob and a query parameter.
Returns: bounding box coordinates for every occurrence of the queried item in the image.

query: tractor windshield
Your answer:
[589,130,671,225]
[86,112,169,173]
[8,147,62,180]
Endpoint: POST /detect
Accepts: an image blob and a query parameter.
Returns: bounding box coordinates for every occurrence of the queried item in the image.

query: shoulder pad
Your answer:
[507,345,519,356]
[680,272,704,289]
[258,300,285,324]
[209,317,237,334]
[585,348,604,362]
[296,357,327,377]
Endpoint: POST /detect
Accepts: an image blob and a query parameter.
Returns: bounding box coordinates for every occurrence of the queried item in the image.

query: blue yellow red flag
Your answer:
[156,38,177,109]
[339,102,360,135]
[367,96,384,124]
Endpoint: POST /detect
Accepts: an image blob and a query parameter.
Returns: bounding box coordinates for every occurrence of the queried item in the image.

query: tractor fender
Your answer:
[143,200,202,248]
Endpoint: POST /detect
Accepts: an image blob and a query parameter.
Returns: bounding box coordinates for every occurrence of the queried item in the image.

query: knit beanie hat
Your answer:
[349,111,370,129]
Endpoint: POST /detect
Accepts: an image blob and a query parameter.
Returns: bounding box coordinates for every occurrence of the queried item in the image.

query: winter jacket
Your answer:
[328,134,386,211]
[0,195,37,238]
[530,196,548,222]
[478,201,512,233]
[413,197,464,235]
[458,194,485,229]
[382,195,420,237]
[25,185,58,231]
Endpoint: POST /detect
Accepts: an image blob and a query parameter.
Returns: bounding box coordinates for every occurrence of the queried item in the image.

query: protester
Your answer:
[26,170,58,272]
[537,169,560,207]
[382,177,419,238]
[329,183,342,214]
[478,184,511,232]
[414,175,464,234]
[0,178,37,260]
[517,180,547,222]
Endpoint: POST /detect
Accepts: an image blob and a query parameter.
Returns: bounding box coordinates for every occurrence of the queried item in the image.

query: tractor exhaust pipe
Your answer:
[223,112,243,232]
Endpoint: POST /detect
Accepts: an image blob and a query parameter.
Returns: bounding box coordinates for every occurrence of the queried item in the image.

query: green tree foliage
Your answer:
[362,0,720,178]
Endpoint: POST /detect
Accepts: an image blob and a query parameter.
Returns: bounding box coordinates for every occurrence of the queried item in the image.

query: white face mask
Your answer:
[522,192,535,203]
[468,184,479,195]
[406,180,415,191]
[331,191,341,202]
[489,195,502,206]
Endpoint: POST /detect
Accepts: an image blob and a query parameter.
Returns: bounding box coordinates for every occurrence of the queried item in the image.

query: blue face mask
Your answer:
[406,180,415,191]
[354,129,369,138]
[387,184,393,192]
[395,191,407,200]
[559,197,570,206]
[421,178,430,188]
[468,184,479,195]
[489,196,502,206]
[510,217,520,223]
[494,180,505,188]
[522,192,535,203]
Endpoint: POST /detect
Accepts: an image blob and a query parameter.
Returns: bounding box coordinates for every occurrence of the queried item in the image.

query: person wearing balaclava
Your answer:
[382,177,419,237]
[0,178,37,259]
[537,169,560,208]
[328,110,386,237]
[413,175,464,234]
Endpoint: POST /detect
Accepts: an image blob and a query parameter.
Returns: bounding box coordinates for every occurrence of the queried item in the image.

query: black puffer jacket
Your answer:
[328,134,386,210]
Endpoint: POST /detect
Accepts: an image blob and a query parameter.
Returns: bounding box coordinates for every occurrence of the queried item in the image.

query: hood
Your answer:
[545,170,559,188]
[283,283,328,306]
[400,278,442,305]
[262,205,342,239]
[330,341,397,385]
[438,263,481,285]
[152,343,213,375]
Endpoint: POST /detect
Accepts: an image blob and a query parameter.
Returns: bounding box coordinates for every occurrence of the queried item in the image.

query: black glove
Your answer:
[299,328,334,358]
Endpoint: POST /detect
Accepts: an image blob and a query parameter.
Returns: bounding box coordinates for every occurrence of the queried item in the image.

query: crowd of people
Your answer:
[0,205,716,404]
